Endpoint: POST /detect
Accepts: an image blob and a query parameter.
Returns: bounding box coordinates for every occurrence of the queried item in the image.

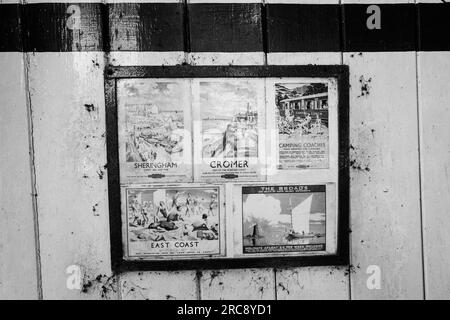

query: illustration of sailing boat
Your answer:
[285,195,316,241]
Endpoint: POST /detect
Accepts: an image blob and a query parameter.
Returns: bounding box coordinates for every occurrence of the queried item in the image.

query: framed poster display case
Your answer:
[104,65,349,271]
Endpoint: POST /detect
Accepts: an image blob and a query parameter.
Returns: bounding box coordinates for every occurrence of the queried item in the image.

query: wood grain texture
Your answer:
[276,266,349,299]
[266,4,341,52]
[344,51,423,299]
[22,3,104,52]
[418,3,450,51]
[0,52,38,300]
[28,52,117,299]
[108,3,185,52]
[0,0,441,300]
[184,54,274,299]
[0,3,22,51]
[266,0,341,66]
[343,3,416,52]
[109,51,186,66]
[188,3,263,52]
[120,271,198,300]
[187,52,265,65]
[199,269,275,300]
[106,2,193,295]
[417,52,450,300]
[268,7,348,298]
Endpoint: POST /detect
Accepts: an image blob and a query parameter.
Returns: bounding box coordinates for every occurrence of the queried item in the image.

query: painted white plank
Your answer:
[276,266,349,300]
[107,0,200,298]
[0,53,39,300]
[120,271,198,300]
[268,10,349,297]
[28,52,117,299]
[187,53,274,300]
[417,51,450,300]
[344,51,423,299]
[200,269,275,300]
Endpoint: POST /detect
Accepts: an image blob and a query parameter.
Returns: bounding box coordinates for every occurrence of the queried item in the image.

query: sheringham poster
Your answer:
[117,79,192,184]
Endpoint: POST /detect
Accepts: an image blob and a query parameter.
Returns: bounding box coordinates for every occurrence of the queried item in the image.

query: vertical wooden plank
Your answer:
[0,0,38,300]
[108,0,186,66]
[0,47,39,298]
[417,51,450,300]
[343,0,423,299]
[267,0,349,300]
[23,1,116,298]
[28,51,118,299]
[417,0,450,300]
[0,1,22,52]
[200,269,275,300]
[187,0,265,65]
[107,0,198,300]
[108,0,186,65]
[108,2,185,52]
[22,2,104,52]
[107,0,185,65]
[186,2,274,295]
[188,1,263,52]
[266,0,341,65]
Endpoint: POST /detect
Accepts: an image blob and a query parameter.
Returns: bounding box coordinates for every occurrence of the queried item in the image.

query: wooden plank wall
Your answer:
[417,0,450,300]
[343,0,423,299]
[1,0,450,300]
[267,0,349,300]
[23,0,116,299]
[0,0,39,300]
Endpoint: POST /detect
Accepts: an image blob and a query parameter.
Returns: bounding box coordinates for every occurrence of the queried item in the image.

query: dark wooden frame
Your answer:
[105,65,349,272]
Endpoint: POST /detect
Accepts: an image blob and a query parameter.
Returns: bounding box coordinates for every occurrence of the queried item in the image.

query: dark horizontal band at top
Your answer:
[105,64,349,79]
[0,3,449,52]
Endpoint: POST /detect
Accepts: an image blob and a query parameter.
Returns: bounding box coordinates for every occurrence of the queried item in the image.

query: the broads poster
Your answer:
[193,79,266,182]
[272,81,330,170]
[124,186,224,257]
[242,185,326,254]
[117,79,192,184]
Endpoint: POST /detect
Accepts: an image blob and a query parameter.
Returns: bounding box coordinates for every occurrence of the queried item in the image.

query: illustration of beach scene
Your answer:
[121,81,187,164]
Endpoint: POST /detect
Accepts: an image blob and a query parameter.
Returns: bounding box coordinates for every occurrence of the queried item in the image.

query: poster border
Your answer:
[105,65,349,271]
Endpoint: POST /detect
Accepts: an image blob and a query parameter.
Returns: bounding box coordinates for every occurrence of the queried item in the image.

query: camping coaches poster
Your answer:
[192,79,266,182]
[242,185,326,254]
[272,81,330,170]
[124,186,224,258]
[117,79,192,184]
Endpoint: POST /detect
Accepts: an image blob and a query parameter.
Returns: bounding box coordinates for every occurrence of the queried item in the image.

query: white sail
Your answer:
[291,195,313,234]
